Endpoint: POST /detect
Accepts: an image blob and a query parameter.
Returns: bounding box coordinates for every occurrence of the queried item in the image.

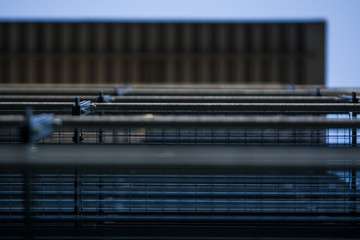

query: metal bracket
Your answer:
[352,92,359,103]
[309,88,321,96]
[114,87,123,96]
[285,84,295,90]
[72,128,83,144]
[339,92,359,103]
[72,97,93,116]
[71,97,93,143]
[97,91,111,103]
[114,84,132,96]
[21,108,57,143]
[124,83,132,90]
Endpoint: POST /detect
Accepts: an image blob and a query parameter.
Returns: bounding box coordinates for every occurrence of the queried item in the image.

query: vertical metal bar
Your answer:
[99,112,104,143]
[74,167,80,229]
[350,163,357,215]
[350,93,358,214]
[112,129,116,144]
[352,112,357,146]
[24,167,33,240]
[73,128,82,144]
[98,128,103,143]
[351,108,357,214]
[98,169,104,226]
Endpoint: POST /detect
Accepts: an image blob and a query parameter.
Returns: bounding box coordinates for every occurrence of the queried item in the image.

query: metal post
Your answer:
[351,92,358,214]
[74,167,80,229]
[24,168,33,240]
[99,112,104,143]
[73,128,82,144]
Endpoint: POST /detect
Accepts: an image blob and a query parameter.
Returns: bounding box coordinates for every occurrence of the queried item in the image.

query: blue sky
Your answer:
[0,0,359,87]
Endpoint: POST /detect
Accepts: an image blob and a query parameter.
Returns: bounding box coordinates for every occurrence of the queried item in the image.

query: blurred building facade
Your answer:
[0,21,325,85]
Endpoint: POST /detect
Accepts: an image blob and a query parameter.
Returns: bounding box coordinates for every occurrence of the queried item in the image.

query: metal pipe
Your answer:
[1,102,360,113]
[94,103,360,113]
[1,115,360,129]
[0,95,341,103]
[120,89,357,97]
[1,145,359,168]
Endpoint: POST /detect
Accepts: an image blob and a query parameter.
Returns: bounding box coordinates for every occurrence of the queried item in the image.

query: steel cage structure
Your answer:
[0,84,359,240]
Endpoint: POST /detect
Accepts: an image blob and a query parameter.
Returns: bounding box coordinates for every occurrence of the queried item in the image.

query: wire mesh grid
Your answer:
[0,127,331,145]
[2,128,358,146]
[1,128,358,146]
[1,114,358,145]
[53,113,360,146]
[327,113,357,144]
[0,167,359,229]
[42,128,329,145]
[1,112,359,238]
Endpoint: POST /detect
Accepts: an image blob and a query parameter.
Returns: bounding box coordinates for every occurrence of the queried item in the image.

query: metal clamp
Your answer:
[339,92,359,103]
[72,97,94,116]
[21,108,58,143]
[309,88,321,96]
[97,91,111,103]
[114,84,132,96]
[285,84,295,90]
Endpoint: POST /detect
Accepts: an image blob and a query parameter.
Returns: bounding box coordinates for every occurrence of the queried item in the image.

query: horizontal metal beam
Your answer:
[1,145,359,168]
[0,86,357,96]
[119,89,355,97]
[0,102,359,113]
[1,115,360,129]
[0,95,341,103]
[94,103,360,113]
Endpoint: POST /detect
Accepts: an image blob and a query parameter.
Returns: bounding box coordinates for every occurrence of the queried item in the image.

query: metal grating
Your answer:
[0,127,332,145]
[0,86,359,239]
[1,168,359,225]
[0,144,359,239]
[1,113,359,146]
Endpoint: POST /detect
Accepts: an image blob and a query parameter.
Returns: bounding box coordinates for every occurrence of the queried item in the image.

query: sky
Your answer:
[0,0,359,87]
